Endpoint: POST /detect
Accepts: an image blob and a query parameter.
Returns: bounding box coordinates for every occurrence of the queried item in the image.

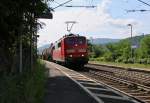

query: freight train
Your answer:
[42,34,89,67]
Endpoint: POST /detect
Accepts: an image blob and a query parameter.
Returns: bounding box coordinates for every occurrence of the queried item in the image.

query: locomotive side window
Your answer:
[53,46,55,50]
[54,43,57,49]
[54,41,61,50]
[58,42,61,48]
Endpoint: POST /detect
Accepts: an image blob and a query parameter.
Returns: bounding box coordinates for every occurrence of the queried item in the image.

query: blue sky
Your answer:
[38,0,150,47]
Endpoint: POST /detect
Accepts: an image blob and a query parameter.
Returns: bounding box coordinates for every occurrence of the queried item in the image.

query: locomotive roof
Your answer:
[55,34,85,43]
[63,34,83,38]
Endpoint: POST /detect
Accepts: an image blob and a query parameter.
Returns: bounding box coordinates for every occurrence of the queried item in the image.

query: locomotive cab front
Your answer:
[64,36,89,66]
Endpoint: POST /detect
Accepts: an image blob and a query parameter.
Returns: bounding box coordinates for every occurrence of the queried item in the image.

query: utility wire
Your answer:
[126,9,150,12]
[53,1,60,5]
[65,0,96,8]
[65,5,96,8]
[137,0,150,7]
[125,0,150,13]
[53,0,73,9]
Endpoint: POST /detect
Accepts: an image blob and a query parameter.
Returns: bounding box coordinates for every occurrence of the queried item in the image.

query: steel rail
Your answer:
[89,70,150,92]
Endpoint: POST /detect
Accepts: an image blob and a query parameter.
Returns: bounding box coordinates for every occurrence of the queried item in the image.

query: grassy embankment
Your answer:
[90,59,150,70]
[0,60,47,103]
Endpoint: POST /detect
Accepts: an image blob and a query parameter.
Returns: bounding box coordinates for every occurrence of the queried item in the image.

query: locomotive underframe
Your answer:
[65,56,89,66]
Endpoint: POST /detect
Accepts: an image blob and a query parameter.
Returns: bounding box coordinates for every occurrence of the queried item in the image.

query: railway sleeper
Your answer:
[107,83,127,87]
[96,75,131,86]
[147,91,150,94]
[119,88,139,92]
[129,92,148,96]
[145,83,150,87]
[136,96,150,100]
[113,84,128,87]
[128,84,138,89]
[143,100,150,103]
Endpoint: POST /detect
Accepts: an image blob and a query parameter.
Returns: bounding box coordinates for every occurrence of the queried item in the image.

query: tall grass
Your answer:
[0,60,47,103]
[90,60,150,70]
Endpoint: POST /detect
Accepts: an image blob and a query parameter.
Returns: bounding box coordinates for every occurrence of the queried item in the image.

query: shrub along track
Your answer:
[80,64,150,103]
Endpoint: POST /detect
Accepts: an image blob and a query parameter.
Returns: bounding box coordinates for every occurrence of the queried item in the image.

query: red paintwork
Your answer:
[42,34,88,65]
[52,35,88,62]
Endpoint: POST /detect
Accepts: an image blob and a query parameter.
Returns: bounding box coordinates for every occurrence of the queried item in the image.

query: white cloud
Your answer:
[37,0,141,47]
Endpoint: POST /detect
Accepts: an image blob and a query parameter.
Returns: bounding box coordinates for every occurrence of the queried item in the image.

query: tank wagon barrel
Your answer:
[42,43,54,61]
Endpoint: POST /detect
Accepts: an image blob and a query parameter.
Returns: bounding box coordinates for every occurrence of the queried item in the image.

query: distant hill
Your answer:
[122,34,148,48]
[89,34,150,45]
[38,38,121,54]
[89,38,121,45]
[38,44,50,55]
[38,34,149,54]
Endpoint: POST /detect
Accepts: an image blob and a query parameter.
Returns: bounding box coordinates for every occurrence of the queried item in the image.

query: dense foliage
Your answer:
[0,0,51,102]
[0,60,47,103]
[0,0,50,74]
[89,35,150,64]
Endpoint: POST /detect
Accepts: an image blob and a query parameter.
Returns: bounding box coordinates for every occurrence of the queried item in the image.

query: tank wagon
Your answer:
[42,43,53,61]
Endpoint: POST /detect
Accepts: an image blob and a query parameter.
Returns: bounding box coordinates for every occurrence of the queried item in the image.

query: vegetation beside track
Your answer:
[88,35,150,70]
[89,35,150,63]
[0,1,52,102]
[89,60,150,70]
[0,60,47,103]
[0,0,51,74]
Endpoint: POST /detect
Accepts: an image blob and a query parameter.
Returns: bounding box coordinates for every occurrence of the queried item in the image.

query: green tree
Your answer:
[105,43,118,61]
[93,45,105,58]
[139,35,150,58]
[0,0,51,74]
[116,40,131,62]
[136,35,150,64]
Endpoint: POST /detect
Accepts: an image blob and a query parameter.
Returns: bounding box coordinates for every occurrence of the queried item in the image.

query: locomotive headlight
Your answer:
[69,55,73,57]
[81,54,84,57]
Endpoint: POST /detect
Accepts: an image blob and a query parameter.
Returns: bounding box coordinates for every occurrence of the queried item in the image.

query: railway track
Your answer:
[80,64,150,103]
[86,64,150,86]
[48,61,145,103]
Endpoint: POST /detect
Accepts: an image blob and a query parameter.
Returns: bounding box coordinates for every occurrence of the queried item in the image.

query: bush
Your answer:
[147,58,150,64]
[138,58,147,64]
[103,52,114,62]
[99,57,105,61]
[115,57,124,63]
[94,57,105,61]
[127,58,134,64]
[89,58,95,61]
[122,59,128,64]
[0,60,47,103]
[134,58,150,64]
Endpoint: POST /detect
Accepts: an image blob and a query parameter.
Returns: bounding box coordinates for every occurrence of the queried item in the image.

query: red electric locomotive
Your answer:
[52,34,89,67]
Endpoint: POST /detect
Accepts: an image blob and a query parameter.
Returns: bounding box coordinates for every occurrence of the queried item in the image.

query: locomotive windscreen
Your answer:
[65,37,86,45]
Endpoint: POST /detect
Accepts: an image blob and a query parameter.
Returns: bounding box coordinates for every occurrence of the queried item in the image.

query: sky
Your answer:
[37,0,150,47]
